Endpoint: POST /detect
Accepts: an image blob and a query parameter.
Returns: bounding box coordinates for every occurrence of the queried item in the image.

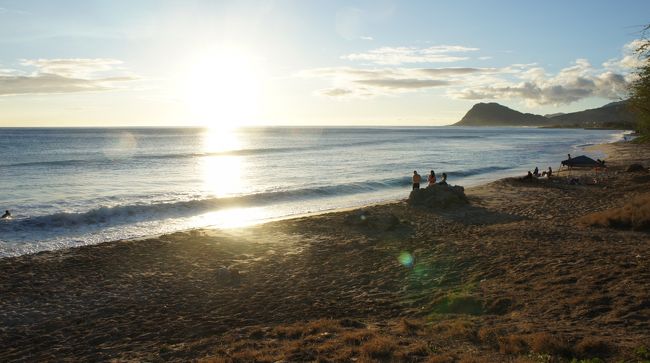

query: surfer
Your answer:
[1,210,11,219]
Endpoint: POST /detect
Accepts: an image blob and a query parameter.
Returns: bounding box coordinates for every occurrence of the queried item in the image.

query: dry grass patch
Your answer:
[396,340,432,360]
[341,329,376,346]
[498,334,528,355]
[273,324,304,339]
[426,354,455,363]
[395,318,424,336]
[574,337,611,359]
[436,319,478,342]
[360,336,397,361]
[527,332,571,356]
[581,193,650,231]
[305,318,342,335]
[477,327,501,348]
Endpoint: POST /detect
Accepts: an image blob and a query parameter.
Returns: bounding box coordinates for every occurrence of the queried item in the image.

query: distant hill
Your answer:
[454,102,550,126]
[454,101,637,129]
[548,101,637,128]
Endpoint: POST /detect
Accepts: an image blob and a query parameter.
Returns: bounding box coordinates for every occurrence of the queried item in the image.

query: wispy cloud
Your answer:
[298,66,496,98]
[342,45,479,65]
[20,58,125,78]
[0,58,137,96]
[355,78,449,89]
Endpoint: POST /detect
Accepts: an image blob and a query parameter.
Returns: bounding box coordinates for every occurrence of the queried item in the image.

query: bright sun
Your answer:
[183,50,262,127]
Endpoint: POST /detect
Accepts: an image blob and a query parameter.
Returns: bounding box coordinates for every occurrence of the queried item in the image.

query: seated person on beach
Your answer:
[541,166,553,178]
[438,172,448,185]
[533,167,540,177]
[412,170,421,190]
[1,210,11,219]
[427,170,436,186]
[522,171,533,180]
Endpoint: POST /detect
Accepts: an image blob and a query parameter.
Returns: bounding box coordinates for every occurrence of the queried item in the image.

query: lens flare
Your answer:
[398,251,414,268]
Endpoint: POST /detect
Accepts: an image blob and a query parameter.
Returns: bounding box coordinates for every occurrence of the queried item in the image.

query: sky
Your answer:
[0,0,648,127]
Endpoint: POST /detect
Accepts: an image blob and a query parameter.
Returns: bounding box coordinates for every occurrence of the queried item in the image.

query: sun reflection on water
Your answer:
[201,128,246,198]
[198,128,268,228]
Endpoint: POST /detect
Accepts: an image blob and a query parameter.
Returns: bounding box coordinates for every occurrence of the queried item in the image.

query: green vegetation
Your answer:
[629,24,650,140]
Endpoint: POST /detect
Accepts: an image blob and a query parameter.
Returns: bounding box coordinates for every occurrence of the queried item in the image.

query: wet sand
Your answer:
[1,141,650,362]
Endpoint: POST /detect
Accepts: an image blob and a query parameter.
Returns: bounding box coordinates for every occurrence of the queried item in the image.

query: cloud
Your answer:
[317,88,356,97]
[602,39,646,72]
[416,67,495,76]
[0,58,137,96]
[342,45,479,65]
[453,59,630,105]
[301,40,637,105]
[299,66,484,97]
[299,66,499,98]
[21,58,125,78]
[355,78,449,89]
[360,36,374,41]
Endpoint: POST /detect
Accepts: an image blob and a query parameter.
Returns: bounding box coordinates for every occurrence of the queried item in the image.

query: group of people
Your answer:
[523,166,553,180]
[412,170,447,190]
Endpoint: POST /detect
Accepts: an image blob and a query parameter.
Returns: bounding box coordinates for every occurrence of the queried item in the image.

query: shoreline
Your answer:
[1,132,630,260]
[2,139,649,362]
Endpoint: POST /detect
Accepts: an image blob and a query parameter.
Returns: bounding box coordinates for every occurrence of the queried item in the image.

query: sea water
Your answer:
[0,127,624,257]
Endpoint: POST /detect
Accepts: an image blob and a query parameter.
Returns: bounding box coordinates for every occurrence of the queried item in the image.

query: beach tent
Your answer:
[560,155,600,168]
[558,155,605,175]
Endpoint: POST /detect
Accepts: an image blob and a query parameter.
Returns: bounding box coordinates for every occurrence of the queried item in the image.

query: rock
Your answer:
[407,184,468,208]
[626,163,647,172]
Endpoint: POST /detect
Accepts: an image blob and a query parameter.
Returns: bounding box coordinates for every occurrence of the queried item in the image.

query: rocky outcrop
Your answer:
[407,184,468,208]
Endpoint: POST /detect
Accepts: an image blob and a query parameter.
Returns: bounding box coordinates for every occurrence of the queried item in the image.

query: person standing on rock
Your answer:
[427,170,436,186]
[412,170,421,190]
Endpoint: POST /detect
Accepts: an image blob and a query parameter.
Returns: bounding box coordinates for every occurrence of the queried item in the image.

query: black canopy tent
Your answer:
[561,155,600,167]
[558,155,605,174]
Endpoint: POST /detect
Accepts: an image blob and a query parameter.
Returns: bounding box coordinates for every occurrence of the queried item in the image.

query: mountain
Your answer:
[454,102,550,126]
[454,101,637,129]
[548,101,637,128]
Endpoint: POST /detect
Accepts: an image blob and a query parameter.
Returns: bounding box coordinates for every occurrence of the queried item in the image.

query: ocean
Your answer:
[0,126,624,257]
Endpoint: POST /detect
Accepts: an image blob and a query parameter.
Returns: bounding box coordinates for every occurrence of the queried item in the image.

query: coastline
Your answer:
[2,139,649,361]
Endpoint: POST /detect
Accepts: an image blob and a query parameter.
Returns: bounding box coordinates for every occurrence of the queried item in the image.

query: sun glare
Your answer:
[201,128,245,197]
[183,50,262,128]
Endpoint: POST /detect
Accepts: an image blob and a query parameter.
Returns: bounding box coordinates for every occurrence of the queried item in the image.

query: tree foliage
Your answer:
[629,24,650,138]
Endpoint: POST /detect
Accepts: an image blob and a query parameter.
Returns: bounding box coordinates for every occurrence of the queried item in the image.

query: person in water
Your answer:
[1,210,11,219]
[412,170,421,190]
[438,173,448,185]
[427,170,436,186]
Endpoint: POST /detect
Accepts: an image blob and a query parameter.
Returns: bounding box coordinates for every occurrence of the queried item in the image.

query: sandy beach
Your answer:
[1,140,650,362]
